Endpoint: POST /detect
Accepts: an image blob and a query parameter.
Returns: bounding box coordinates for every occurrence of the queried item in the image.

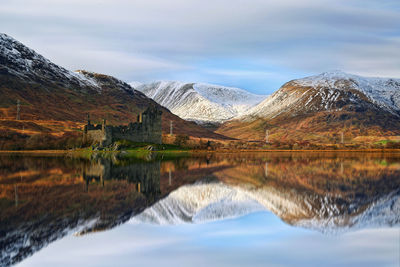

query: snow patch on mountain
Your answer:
[135,81,267,123]
[73,70,100,88]
[294,71,400,113]
[129,81,143,89]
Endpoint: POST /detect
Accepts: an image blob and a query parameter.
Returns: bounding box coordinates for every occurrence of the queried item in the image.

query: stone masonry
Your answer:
[83,106,162,146]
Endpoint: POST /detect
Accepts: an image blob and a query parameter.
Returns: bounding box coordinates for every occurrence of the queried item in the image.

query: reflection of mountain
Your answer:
[132,180,399,232]
[133,154,400,233]
[1,153,400,266]
[132,180,266,224]
[0,157,162,266]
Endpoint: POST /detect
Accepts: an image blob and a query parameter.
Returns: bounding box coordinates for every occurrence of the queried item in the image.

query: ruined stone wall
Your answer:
[83,107,162,146]
[108,107,162,145]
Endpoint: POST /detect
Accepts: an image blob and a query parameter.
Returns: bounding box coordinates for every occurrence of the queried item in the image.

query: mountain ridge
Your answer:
[135,80,267,124]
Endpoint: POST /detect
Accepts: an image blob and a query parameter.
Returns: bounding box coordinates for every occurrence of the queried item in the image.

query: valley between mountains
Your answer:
[1,32,400,150]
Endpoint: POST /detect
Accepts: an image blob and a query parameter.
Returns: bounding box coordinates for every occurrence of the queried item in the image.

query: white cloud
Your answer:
[204,69,277,78]
[0,0,399,92]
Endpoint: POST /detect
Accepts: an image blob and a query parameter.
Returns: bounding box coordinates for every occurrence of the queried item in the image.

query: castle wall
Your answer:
[83,107,162,146]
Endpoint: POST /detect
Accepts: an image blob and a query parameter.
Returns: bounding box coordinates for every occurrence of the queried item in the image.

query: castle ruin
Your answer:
[83,158,161,201]
[83,106,162,146]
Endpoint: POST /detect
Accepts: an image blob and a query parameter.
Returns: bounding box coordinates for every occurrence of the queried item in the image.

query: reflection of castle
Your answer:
[83,106,162,146]
[83,159,161,200]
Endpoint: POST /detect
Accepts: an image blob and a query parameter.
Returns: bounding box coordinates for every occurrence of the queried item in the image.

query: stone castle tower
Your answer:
[83,106,162,146]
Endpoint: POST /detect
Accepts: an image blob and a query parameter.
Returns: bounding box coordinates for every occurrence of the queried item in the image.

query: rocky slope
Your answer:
[134,81,266,124]
[217,71,400,140]
[0,33,228,140]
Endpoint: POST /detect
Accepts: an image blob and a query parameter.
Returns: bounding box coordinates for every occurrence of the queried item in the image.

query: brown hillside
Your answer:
[217,77,400,142]
[0,33,230,143]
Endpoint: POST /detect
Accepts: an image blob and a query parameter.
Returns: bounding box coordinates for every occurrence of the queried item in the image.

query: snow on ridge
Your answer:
[73,71,100,88]
[0,33,102,90]
[135,80,267,123]
[193,83,265,106]
[293,71,400,112]
[128,81,143,89]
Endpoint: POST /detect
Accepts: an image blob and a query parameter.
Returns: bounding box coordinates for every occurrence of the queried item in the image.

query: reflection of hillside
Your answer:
[134,153,400,231]
[0,157,163,266]
[201,154,400,229]
[215,155,400,194]
[1,153,399,266]
[159,157,232,192]
[0,155,238,266]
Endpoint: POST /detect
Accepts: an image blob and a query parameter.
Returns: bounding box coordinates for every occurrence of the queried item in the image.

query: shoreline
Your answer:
[1,148,400,155]
[0,150,69,155]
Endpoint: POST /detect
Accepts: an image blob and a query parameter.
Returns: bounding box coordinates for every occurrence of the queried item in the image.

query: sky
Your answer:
[1,0,400,94]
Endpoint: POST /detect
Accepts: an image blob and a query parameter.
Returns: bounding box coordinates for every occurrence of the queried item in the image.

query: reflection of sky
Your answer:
[17,212,400,267]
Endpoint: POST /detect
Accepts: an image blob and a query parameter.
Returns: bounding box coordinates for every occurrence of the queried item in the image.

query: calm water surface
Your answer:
[0,152,399,266]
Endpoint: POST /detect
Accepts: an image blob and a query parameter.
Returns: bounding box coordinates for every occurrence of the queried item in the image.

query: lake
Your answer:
[1,152,399,266]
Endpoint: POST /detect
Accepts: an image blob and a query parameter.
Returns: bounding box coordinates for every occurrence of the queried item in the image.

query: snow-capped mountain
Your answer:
[131,180,400,233]
[134,81,267,124]
[242,71,400,120]
[217,71,400,140]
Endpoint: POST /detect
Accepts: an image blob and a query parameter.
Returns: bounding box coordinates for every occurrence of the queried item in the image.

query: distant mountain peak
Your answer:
[135,80,268,124]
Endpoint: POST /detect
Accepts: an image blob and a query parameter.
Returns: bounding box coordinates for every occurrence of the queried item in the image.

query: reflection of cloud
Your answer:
[18,212,400,267]
[1,0,399,92]
[283,228,400,265]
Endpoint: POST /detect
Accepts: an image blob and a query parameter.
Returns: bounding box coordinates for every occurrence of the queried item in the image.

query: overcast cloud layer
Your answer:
[1,0,399,94]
